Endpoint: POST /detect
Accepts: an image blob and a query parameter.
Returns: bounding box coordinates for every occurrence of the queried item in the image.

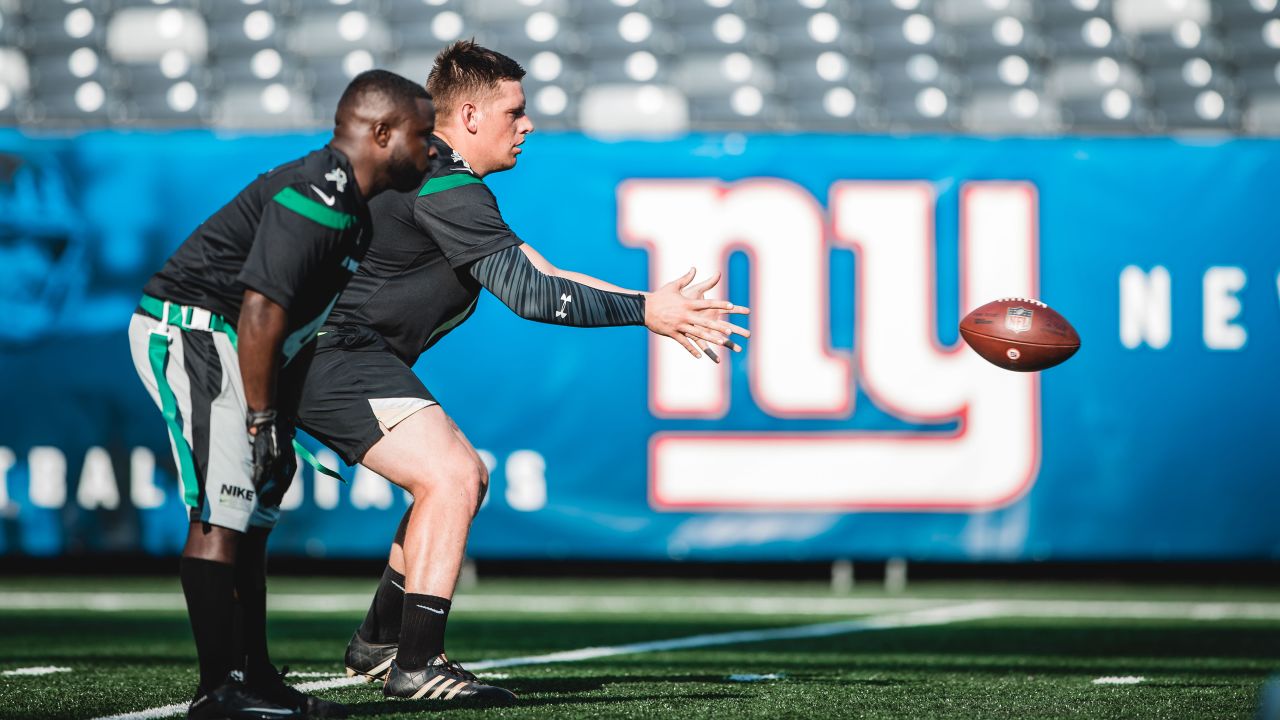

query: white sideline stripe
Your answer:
[8,593,1280,620]
[2,666,71,676]
[90,602,999,720]
[1093,676,1146,685]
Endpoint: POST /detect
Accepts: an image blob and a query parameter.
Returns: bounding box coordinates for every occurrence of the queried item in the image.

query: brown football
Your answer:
[959,298,1080,372]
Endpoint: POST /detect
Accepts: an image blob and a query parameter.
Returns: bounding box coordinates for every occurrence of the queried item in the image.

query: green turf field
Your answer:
[2,577,1278,719]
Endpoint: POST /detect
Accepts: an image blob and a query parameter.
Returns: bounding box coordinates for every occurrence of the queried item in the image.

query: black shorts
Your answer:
[290,338,437,465]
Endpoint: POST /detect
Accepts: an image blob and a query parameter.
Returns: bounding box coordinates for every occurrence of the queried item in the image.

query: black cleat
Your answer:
[343,632,397,683]
[188,672,302,720]
[383,655,516,704]
[246,665,349,719]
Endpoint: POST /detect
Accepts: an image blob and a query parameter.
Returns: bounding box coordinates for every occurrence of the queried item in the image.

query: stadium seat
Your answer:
[579,13,678,57]
[0,46,30,116]
[873,54,964,99]
[688,87,786,128]
[287,10,391,58]
[106,8,209,64]
[1236,60,1280,96]
[767,10,865,60]
[23,14,107,53]
[671,52,776,97]
[212,47,302,85]
[29,79,119,124]
[1243,90,1280,133]
[523,79,578,130]
[864,12,954,59]
[578,83,689,135]
[213,81,314,128]
[585,51,674,85]
[785,84,881,131]
[206,7,289,56]
[674,13,768,54]
[306,54,387,112]
[964,55,1043,91]
[949,16,1044,60]
[386,51,439,86]
[28,50,101,95]
[1046,57,1142,100]
[963,88,1060,133]
[1153,89,1239,131]
[935,0,1033,26]
[574,0,668,26]
[776,51,874,94]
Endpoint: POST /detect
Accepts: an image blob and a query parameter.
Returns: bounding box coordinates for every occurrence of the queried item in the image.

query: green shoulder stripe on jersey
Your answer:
[419,173,483,196]
[273,186,357,229]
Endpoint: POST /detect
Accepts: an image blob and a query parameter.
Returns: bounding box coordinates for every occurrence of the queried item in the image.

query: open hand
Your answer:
[644,268,750,360]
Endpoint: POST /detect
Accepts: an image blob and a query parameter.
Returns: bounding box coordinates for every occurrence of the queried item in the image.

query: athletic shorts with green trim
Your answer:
[128,306,283,532]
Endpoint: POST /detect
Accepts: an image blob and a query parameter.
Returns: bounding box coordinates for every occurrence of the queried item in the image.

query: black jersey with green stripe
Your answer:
[318,136,522,365]
[143,145,370,360]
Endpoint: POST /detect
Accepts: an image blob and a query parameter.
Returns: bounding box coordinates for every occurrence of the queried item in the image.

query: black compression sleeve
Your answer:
[469,245,646,327]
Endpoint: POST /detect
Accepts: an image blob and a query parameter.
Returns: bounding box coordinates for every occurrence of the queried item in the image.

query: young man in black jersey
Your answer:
[128,71,435,720]
[287,42,749,704]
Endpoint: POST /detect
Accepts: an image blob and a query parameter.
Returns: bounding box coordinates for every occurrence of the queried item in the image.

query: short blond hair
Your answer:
[426,40,526,119]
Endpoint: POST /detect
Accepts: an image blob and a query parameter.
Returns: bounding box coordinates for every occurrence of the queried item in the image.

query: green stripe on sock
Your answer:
[273,187,357,229]
[419,173,482,196]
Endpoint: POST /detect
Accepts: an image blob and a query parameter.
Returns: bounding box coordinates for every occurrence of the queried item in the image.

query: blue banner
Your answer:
[0,130,1277,560]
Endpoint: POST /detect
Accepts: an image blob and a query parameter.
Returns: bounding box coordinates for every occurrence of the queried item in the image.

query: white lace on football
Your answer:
[996,297,1047,307]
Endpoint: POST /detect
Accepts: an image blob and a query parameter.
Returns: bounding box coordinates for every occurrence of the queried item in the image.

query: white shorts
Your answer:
[128,306,281,532]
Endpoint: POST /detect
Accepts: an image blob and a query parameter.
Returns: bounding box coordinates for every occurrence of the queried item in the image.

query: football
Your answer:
[959,298,1081,372]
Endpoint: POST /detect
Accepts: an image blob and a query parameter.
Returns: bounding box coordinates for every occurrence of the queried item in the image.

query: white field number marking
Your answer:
[727,673,785,682]
[1093,676,1146,685]
[3,666,71,676]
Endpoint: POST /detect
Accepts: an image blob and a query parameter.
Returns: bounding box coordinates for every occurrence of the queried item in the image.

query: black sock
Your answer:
[180,557,237,695]
[397,593,451,670]
[235,532,272,680]
[357,566,406,644]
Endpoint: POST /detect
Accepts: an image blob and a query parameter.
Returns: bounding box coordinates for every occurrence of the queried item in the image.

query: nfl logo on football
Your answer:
[1005,307,1034,333]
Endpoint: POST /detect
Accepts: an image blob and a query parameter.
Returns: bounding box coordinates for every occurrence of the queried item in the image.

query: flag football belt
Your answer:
[137,293,344,483]
[138,293,238,340]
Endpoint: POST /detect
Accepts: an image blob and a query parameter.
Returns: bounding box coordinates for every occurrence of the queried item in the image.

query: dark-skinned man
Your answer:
[127,70,435,720]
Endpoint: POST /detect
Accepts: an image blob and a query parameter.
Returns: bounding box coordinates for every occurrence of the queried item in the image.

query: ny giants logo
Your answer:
[619,180,1040,513]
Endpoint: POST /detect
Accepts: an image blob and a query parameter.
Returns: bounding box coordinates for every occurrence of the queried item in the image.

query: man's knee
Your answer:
[404,456,487,508]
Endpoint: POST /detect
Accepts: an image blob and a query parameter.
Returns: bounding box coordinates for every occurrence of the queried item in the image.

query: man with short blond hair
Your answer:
[287,41,748,704]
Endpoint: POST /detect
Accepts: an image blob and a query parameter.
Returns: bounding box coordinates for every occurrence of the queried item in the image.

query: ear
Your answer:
[372,120,393,149]
[460,102,480,134]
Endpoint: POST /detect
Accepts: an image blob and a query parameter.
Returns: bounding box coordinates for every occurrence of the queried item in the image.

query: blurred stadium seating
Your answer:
[0,0,1276,133]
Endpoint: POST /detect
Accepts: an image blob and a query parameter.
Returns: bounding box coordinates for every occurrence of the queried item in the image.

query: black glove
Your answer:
[247,409,292,507]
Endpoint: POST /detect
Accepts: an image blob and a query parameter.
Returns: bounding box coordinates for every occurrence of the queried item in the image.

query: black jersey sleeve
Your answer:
[413,174,523,269]
[469,245,646,327]
[237,182,360,310]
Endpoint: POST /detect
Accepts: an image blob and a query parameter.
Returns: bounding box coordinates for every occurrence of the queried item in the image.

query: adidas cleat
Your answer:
[247,665,349,719]
[188,673,302,720]
[382,655,516,704]
[343,632,397,683]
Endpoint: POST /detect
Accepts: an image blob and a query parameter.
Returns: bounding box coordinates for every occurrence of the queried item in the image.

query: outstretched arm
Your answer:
[518,243,638,294]
[515,244,748,358]
[469,245,749,358]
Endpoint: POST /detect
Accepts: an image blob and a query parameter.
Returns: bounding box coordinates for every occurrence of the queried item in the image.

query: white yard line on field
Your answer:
[2,666,71,676]
[1093,676,1146,685]
[88,601,1002,720]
